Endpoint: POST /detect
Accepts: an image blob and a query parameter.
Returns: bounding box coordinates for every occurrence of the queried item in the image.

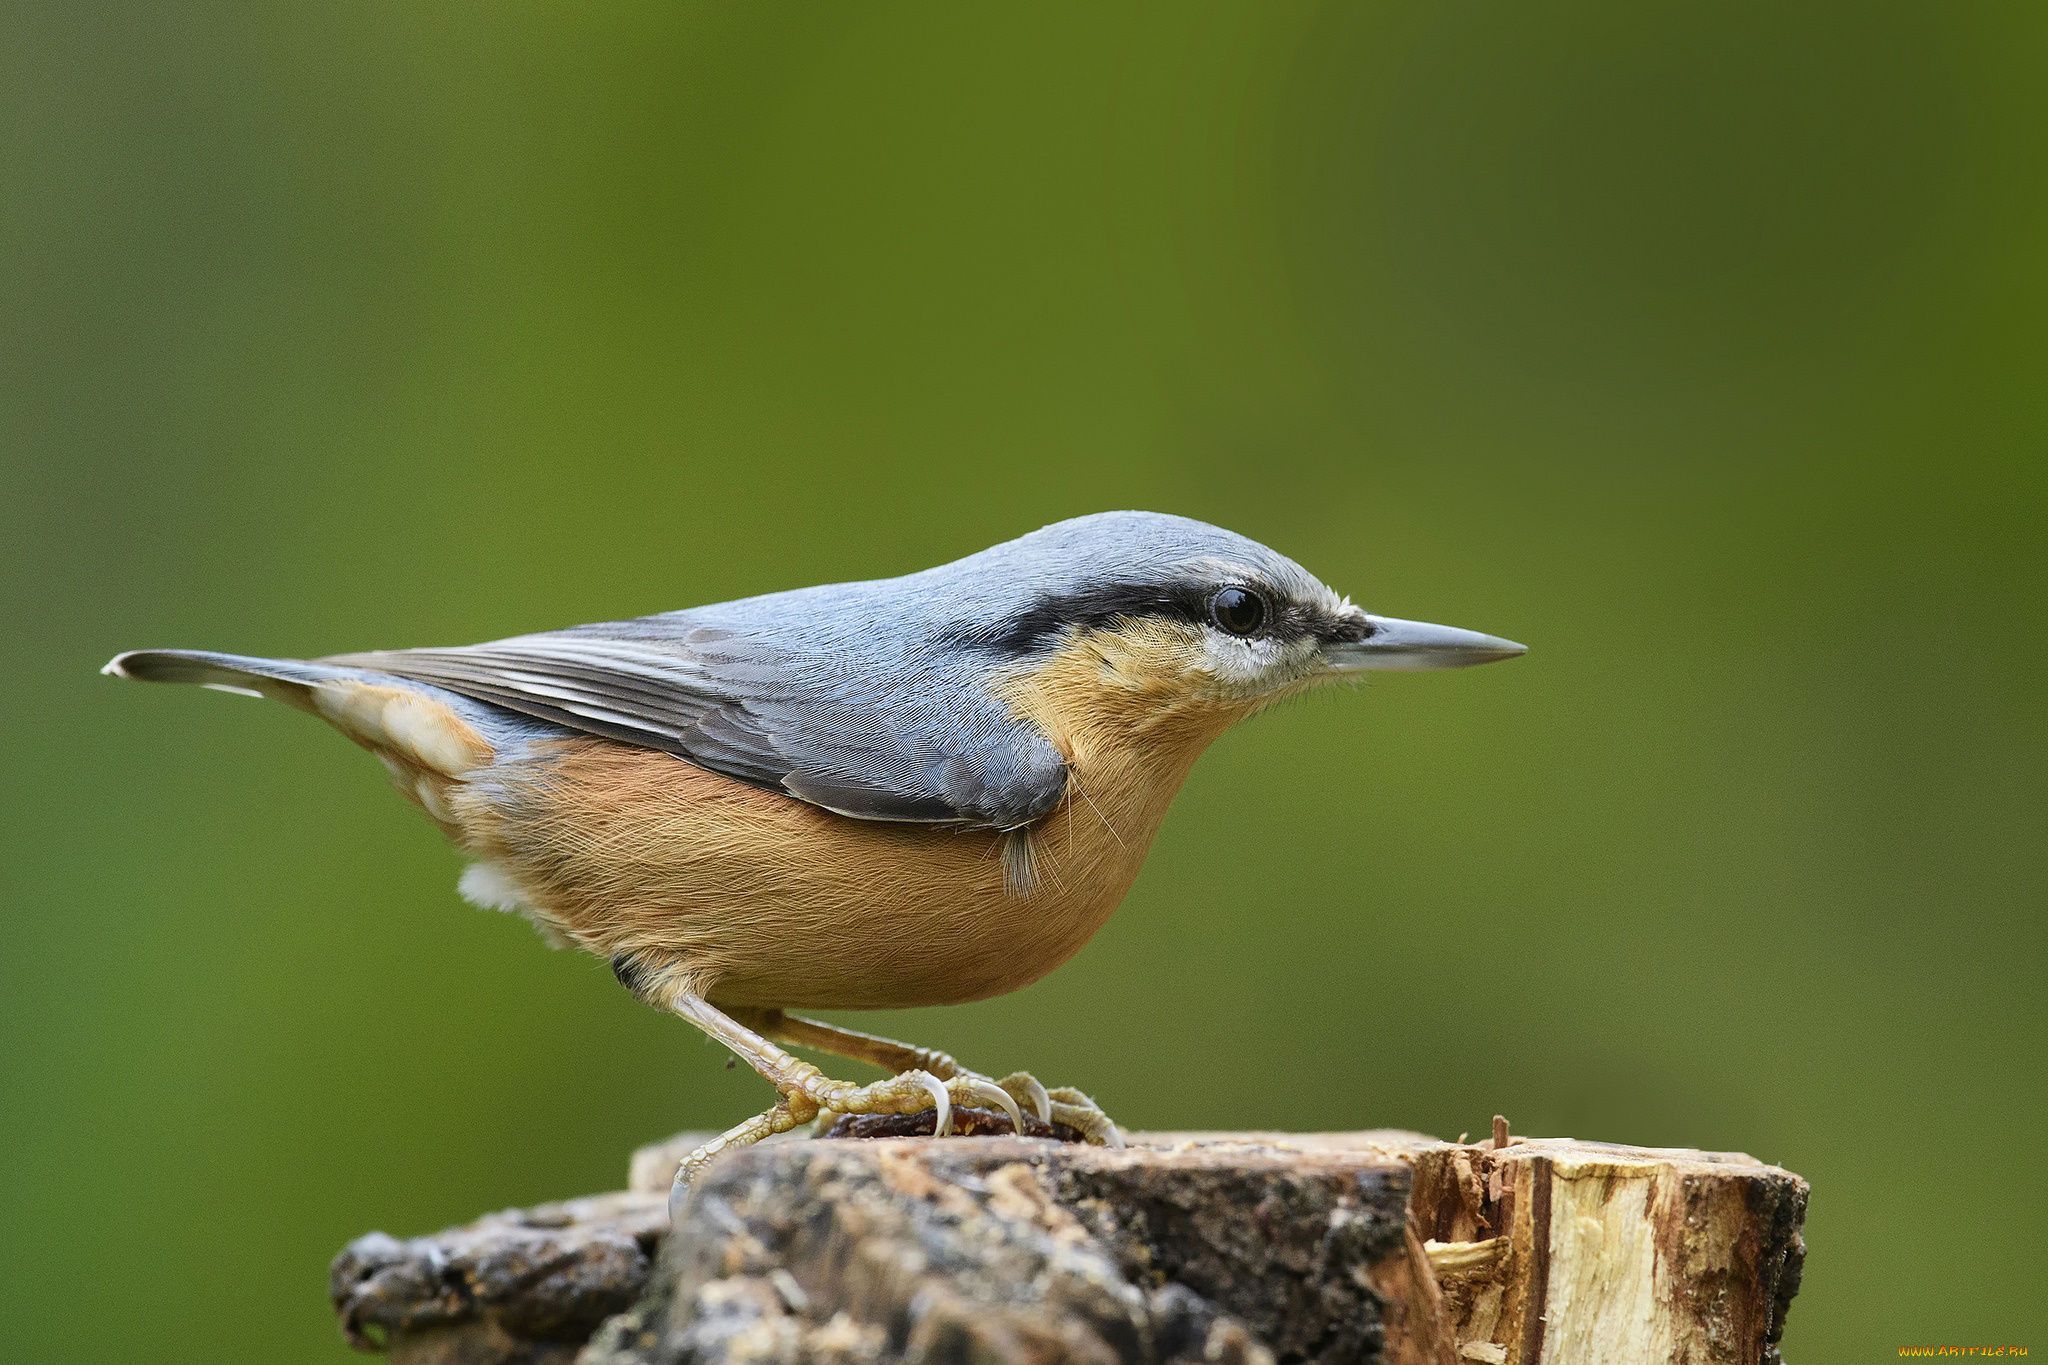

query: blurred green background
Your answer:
[4,2,2042,1359]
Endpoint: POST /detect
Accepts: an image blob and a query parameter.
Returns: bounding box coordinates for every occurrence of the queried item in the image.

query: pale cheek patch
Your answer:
[1196,630,1329,699]
[312,680,492,776]
[1197,633,1271,691]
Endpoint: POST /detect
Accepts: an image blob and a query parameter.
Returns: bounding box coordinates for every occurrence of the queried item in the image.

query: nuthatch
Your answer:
[106,511,1525,1217]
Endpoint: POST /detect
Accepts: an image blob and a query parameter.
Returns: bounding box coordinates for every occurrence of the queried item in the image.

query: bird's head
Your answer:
[925,511,1525,752]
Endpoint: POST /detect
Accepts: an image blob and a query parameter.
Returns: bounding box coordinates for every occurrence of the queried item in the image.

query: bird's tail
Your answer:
[104,647,545,772]
[102,649,376,714]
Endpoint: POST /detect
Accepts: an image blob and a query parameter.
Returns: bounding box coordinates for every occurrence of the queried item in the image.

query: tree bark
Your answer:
[332,1125,1805,1365]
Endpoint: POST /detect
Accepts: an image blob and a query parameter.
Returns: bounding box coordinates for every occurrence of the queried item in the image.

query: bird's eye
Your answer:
[1210,587,1266,637]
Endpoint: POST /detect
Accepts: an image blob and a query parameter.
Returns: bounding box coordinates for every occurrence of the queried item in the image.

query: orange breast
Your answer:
[443,627,1256,1011]
[455,738,1137,1008]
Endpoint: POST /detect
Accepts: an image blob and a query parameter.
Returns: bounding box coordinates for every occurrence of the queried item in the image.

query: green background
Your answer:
[4,3,2042,1359]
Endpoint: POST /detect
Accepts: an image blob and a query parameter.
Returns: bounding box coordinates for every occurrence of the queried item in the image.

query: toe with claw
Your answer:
[1045,1084,1124,1148]
[998,1071,1054,1125]
[672,1062,987,1215]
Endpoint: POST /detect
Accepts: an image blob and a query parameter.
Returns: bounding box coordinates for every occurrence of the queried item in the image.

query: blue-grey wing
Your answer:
[324,624,1067,830]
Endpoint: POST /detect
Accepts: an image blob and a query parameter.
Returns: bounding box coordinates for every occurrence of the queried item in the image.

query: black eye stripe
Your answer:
[950,580,1358,656]
[961,581,1229,655]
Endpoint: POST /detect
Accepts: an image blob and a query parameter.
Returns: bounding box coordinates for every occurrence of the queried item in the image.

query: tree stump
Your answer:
[332,1126,1806,1365]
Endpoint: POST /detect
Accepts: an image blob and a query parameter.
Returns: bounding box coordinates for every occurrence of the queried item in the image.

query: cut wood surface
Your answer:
[332,1126,1806,1365]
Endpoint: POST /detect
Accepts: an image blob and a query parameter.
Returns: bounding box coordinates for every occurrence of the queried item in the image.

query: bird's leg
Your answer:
[674,992,991,1121]
[666,991,1024,1214]
[750,1009,1124,1149]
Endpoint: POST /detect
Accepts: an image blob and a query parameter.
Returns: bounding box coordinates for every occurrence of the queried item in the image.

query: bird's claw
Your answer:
[953,1069,1121,1147]
[952,1071,1118,1147]
[916,1071,954,1136]
[953,1075,1024,1134]
[1046,1084,1124,1148]
[998,1071,1054,1124]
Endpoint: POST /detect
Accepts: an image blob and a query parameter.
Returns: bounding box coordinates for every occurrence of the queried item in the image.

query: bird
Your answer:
[104,510,1525,1218]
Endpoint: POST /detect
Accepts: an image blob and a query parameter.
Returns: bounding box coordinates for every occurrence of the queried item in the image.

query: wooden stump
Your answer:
[332,1126,1806,1365]
[332,1190,667,1364]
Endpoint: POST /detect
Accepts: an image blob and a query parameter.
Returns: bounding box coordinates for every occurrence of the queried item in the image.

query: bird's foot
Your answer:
[664,996,1122,1221]
[668,1064,1026,1219]
[800,1054,1122,1152]
[818,1069,1125,1149]
[785,1059,1025,1135]
[734,1008,1124,1150]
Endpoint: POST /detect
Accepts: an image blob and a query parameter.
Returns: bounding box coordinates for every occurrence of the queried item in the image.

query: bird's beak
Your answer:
[1322,615,1528,672]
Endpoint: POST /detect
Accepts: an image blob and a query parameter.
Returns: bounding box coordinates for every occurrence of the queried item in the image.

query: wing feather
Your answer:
[324,625,1066,829]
